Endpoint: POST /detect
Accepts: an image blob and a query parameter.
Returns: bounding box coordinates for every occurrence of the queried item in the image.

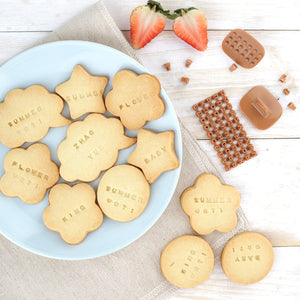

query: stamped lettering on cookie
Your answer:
[58,113,136,182]
[105,70,165,130]
[97,164,150,222]
[127,129,179,184]
[43,183,103,245]
[0,85,70,148]
[181,173,240,235]
[160,235,214,288]
[0,143,59,204]
[55,65,108,119]
[221,232,274,284]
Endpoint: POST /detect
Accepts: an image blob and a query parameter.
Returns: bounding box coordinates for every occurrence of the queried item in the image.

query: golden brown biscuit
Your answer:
[0,143,59,204]
[43,183,103,245]
[58,113,136,182]
[97,164,150,222]
[55,65,108,119]
[105,70,165,130]
[160,235,214,288]
[0,85,70,148]
[181,173,240,235]
[127,129,179,183]
[221,231,274,284]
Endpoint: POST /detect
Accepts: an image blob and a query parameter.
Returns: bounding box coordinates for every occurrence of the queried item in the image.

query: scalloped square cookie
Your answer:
[105,70,165,130]
[181,173,240,235]
[0,143,59,204]
[43,183,103,245]
[0,85,70,148]
[58,113,136,182]
[55,65,108,119]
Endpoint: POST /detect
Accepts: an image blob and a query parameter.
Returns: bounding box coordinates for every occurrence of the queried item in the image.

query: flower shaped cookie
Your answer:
[0,85,70,148]
[181,173,240,235]
[105,70,165,130]
[0,143,59,204]
[57,113,136,182]
[43,183,103,245]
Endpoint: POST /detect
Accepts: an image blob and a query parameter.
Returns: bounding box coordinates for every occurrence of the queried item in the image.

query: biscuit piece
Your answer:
[58,113,136,182]
[181,173,240,235]
[127,129,179,184]
[221,232,274,284]
[55,65,108,119]
[43,183,103,245]
[160,235,214,288]
[97,164,150,222]
[0,85,70,148]
[0,143,59,204]
[105,70,165,130]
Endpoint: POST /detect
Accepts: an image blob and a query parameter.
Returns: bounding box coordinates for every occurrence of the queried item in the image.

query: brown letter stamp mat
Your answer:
[222,29,265,69]
[193,90,257,171]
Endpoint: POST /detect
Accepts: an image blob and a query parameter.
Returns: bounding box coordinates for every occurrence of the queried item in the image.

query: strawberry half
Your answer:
[172,8,208,51]
[130,1,168,49]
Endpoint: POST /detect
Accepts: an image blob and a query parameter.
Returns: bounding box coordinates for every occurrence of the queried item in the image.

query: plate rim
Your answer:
[0,40,182,260]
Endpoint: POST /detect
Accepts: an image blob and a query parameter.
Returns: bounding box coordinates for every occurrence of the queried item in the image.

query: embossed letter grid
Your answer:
[193,90,257,171]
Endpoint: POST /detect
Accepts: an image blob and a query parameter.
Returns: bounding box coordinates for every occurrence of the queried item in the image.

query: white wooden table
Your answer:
[1,0,299,298]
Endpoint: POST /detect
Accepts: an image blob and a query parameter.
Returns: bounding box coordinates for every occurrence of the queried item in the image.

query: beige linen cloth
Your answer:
[0,1,249,299]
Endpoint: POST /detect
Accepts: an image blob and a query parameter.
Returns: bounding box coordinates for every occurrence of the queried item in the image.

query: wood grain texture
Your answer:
[170,247,300,299]
[1,0,300,31]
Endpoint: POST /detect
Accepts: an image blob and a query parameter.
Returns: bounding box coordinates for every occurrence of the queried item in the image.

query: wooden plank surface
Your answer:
[1,0,300,31]
[170,247,300,299]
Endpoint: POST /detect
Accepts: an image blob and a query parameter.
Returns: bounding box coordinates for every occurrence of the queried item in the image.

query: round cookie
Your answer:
[43,183,103,245]
[221,231,274,284]
[97,164,150,222]
[160,235,214,288]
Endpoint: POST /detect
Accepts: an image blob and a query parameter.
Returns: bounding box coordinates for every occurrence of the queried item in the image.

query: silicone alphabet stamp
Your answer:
[43,183,103,245]
[58,113,136,182]
[181,173,240,235]
[127,129,179,183]
[0,85,70,148]
[55,65,108,119]
[97,164,150,222]
[105,70,165,130]
[0,143,59,204]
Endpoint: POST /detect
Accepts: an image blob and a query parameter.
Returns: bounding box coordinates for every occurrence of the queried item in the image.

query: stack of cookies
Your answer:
[0,65,180,244]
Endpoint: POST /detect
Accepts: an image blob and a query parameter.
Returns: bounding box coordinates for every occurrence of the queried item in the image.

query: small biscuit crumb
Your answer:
[229,63,238,72]
[185,59,193,68]
[279,74,287,83]
[287,102,296,110]
[181,77,190,84]
[283,88,290,95]
[163,63,171,71]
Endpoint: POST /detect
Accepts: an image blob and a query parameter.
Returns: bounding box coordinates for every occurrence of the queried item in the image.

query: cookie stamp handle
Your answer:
[251,98,271,118]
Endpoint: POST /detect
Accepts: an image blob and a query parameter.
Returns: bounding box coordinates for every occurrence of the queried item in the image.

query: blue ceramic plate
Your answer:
[0,41,182,260]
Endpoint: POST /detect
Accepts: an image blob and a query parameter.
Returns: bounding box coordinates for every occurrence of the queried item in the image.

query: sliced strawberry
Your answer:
[130,1,167,49]
[172,8,208,51]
